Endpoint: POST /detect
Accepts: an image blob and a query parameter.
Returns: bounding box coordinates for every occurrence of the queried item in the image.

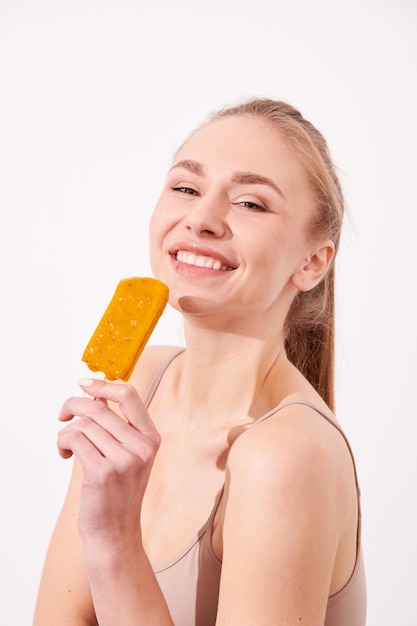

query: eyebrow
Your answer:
[169,159,206,176]
[170,159,286,201]
[231,171,286,201]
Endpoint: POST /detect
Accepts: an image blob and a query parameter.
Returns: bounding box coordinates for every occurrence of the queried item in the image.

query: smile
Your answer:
[175,251,234,271]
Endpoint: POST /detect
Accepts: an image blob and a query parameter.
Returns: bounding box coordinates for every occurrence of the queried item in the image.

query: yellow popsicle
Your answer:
[82,277,169,381]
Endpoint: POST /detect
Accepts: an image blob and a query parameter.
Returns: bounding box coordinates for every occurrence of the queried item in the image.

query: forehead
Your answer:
[178,115,289,159]
[174,115,311,207]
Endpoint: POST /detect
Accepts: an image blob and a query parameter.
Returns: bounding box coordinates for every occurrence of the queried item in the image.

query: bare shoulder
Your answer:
[216,404,358,622]
[222,401,357,552]
[227,402,354,500]
[128,344,184,396]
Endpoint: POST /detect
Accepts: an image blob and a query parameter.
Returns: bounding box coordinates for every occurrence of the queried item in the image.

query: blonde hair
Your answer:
[207,98,344,411]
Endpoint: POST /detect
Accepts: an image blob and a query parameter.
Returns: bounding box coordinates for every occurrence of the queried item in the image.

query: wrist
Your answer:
[81,539,174,626]
[82,532,144,574]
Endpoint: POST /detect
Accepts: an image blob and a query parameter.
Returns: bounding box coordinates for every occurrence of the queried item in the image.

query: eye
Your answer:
[234,199,267,212]
[170,185,199,196]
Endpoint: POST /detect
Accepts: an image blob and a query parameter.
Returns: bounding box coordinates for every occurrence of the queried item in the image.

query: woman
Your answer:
[33,98,366,625]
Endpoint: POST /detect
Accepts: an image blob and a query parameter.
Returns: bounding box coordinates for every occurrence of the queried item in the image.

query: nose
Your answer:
[184,193,230,238]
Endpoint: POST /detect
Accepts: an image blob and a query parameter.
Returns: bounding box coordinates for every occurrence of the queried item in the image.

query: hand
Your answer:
[57,378,161,544]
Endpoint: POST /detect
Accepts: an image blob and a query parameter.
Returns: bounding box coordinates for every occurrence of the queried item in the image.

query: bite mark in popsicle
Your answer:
[82,277,169,381]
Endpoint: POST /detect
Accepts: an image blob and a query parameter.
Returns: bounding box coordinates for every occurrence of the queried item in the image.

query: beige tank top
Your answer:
[144,349,367,625]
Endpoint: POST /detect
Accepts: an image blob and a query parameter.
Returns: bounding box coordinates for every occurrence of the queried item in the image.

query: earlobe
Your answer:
[291,241,335,292]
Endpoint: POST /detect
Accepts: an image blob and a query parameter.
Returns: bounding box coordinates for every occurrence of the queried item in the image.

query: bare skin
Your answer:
[33,116,357,625]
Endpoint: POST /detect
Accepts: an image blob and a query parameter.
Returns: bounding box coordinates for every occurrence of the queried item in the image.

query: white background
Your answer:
[0,1,416,624]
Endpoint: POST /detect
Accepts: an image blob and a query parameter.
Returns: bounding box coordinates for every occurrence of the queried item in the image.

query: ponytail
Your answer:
[285,266,335,411]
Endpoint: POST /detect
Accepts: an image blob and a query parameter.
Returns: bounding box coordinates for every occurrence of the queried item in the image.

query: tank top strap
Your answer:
[143,347,185,407]
[254,399,336,427]
[254,400,361,491]
[257,399,354,459]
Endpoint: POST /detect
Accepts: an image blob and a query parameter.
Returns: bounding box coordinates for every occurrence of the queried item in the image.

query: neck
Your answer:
[177,317,288,426]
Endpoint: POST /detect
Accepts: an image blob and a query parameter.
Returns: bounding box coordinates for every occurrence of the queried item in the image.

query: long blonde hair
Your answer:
[207,98,344,411]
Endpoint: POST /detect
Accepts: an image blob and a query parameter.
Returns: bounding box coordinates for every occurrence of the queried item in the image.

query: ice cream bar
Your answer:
[82,277,169,381]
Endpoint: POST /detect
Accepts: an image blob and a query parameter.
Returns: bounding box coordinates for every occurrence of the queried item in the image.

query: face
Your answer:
[149,115,317,322]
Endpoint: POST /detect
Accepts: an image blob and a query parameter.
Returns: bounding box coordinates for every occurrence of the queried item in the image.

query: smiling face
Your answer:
[149,115,324,323]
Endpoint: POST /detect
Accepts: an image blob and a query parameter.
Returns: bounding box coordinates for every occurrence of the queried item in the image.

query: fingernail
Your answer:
[77,377,94,387]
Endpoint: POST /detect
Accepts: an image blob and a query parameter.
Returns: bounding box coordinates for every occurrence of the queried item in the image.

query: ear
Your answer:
[291,240,335,292]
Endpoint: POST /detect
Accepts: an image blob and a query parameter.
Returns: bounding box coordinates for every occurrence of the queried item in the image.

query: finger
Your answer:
[58,396,107,422]
[58,396,160,465]
[57,422,108,464]
[58,417,153,473]
[59,394,145,446]
[76,378,157,434]
[58,417,115,459]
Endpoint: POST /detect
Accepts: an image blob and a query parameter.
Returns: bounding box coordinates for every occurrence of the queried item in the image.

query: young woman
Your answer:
[33,98,366,625]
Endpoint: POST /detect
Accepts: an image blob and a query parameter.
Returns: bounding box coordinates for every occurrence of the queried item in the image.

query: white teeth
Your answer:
[176,250,232,271]
[195,256,206,267]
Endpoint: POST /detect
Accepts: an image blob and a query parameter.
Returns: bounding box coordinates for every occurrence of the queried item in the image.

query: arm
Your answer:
[33,459,97,626]
[216,407,353,625]
[34,376,174,626]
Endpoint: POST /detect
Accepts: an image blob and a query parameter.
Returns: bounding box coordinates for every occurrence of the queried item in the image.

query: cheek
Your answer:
[148,203,178,280]
[149,195,179,238]
[239,224,280,268]
[148,211,159,246]
[241,225,301,288]
[148,210,164,272]
[149,203,169,248]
